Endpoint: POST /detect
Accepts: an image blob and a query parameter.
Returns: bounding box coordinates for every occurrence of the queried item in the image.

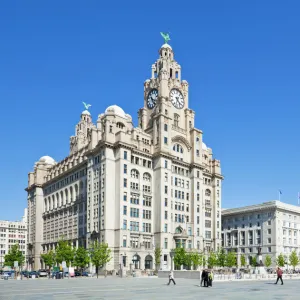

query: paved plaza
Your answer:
[0,277,298,300]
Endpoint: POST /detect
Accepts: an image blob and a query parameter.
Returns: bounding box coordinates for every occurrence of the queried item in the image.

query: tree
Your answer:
[4,244,25,269]
[289,250,299,270]
[225,251,236,268]
[154,247,162,271]
[55,239,75,267]
[240,254,246,267]
[74,247,90,275]
[41,250,55,269]
[264,255,272,268]
[190,252,203,270]
[217,248,226,268]
[207,251,218,269]
[276,253,285,267]
[249,256,257,268]
[185,253,193,270]
[173,247,186,269]
[90,242,111,278]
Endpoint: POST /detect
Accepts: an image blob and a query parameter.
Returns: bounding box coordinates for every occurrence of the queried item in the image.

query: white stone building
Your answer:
[26,42,223,271]
[222,201,300,267]
[0,209,27,269]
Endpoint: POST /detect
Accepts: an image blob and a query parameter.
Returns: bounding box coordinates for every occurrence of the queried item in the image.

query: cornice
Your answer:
[25,183,43,192]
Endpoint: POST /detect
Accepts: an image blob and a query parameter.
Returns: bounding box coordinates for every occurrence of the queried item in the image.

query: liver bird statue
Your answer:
[82,102,92,110]
[160,32,171,44]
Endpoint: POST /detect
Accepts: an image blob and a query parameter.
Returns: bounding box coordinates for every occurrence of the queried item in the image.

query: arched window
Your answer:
[56,193,59,208]
[173,143,183,154]
[60,191,64,206]
[117,122,125,129]
[205,189,211,197]
[143,172,151,182]
[65,189,68,204]
[131,169,139,179]
[175,226,183,234]
[174,114,179,127]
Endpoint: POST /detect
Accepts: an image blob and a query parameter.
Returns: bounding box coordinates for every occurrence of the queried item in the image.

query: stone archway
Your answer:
[132,254,141,269]
[145,255,153,270]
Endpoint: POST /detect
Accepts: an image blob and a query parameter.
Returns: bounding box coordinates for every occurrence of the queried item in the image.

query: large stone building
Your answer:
[0,209,27,269]
[222,201,300,267]
[26,41,223,271]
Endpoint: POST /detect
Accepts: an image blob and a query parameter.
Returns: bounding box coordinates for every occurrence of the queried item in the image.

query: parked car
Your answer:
[38,269,48,277]
[75,271,90,277]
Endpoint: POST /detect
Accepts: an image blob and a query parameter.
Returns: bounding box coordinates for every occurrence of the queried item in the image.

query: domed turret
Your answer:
[105,105,126,118]
[39,156,56,165]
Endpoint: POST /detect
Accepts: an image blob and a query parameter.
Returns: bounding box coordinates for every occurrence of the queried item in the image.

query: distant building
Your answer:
[222,201,300,267]
[0,209,27,269]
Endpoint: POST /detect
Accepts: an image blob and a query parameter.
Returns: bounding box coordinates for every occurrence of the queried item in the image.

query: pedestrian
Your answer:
[167,270,176,285]
[204,270,209,287]
[208,271,214,287]
[200,269,206,287]
[275,267,283,285]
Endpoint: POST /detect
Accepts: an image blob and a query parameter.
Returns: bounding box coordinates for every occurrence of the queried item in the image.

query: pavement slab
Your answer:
[0,277,298,300]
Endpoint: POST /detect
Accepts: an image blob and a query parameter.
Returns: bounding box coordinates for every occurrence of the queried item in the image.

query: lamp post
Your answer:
[170,250,175,271]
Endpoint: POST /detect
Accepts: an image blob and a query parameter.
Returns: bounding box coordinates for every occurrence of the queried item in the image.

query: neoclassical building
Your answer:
[26,41,223,271]
[222,201,300,267]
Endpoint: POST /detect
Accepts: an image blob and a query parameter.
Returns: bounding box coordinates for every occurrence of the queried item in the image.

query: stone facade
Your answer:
[26,42,223,271]
[0,209,27,269]
[222,201,300,267]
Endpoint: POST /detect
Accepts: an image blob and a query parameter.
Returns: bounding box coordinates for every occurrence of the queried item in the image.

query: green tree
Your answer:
[55,239,75,267]
[154,247,162,271]
[249,256,257,268]
[173,247,186,269]
[185,253,193,270]
[276,253,285,267]
[217,248,226,267]
[190,252,203,270]
[225,251,236,268]
[90,242,112,278]
[4,244,25,270]
[74,247,90,275]
[264,255,272,268]
[207,251,218,269]
[240,254,246,267]
[289,250,299,270]
[41,250,56,269]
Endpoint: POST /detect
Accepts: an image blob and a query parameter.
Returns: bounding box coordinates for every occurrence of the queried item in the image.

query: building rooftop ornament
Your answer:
[160,32,171,44]
[82,102,92,110]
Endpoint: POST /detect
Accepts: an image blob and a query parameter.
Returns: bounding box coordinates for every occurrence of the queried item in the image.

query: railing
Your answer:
[213,273,300,281]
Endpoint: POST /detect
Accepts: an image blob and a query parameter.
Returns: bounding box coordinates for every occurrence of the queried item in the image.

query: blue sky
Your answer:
[1,1,300,220]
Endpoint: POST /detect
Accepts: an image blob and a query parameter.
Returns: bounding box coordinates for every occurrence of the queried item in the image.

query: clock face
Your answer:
[170,89,184,109]
[147,89,158,109]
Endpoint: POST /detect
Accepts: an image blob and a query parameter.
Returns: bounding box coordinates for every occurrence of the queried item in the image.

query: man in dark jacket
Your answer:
[200,270,206,287]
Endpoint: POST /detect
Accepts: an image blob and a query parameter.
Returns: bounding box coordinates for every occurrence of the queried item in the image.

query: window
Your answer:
[165,211,168,220]
[124,151,127,160]
[268,238,271,243]
[268,229,271,234]
[164,224,168,233]
[165,160,168,168]
[165,186,168,194]
[268,220,271,225]
[124,164,127,174]
[123,220,127,230]
[130,208,139,218]
[164,124,168,131]
[196,149,199,156]
[164,238,168,249]
[205,220,211,228]
[174,114,179,127]
[268,247,271,253]
[123,178,127,187]
[123,236,127,247]
[165,198,168,207]
[164,137,168,144]
[205,231,211,239]
[131,169,139,179]
[123,206,127,215]
[197,228,200,236]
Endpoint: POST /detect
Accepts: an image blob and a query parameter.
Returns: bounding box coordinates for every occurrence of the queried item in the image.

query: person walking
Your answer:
[167,270,176,285]
[275,267,283,285]
[200,269,206,287]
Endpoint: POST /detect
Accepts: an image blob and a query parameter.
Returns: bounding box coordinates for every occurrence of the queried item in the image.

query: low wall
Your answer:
[158,271,200,279]
[158,271,300,281]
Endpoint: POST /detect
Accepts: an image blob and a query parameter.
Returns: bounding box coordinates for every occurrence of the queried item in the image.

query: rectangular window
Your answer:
[165,160,168,168]
[123,206,127,215]
[124,151,127,160]
[165,211,168,220]
[123,220,127,230]
[205,231,211,239]
[165,186,168,194]
[164,238,168,249]
[123,236,127,247]
[123,178,127,188]
[123,193,127,201]
[164,198,168,207]
[164,137,168,144]
[164,124,168,131]
[124,164,127,174]
[164,224,168,233]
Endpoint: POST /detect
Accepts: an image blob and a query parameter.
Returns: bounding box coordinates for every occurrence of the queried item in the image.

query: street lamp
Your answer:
[170,250,175,271]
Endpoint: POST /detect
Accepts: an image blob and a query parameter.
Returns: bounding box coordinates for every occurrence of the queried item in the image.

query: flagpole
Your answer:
[278,190,281,202]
